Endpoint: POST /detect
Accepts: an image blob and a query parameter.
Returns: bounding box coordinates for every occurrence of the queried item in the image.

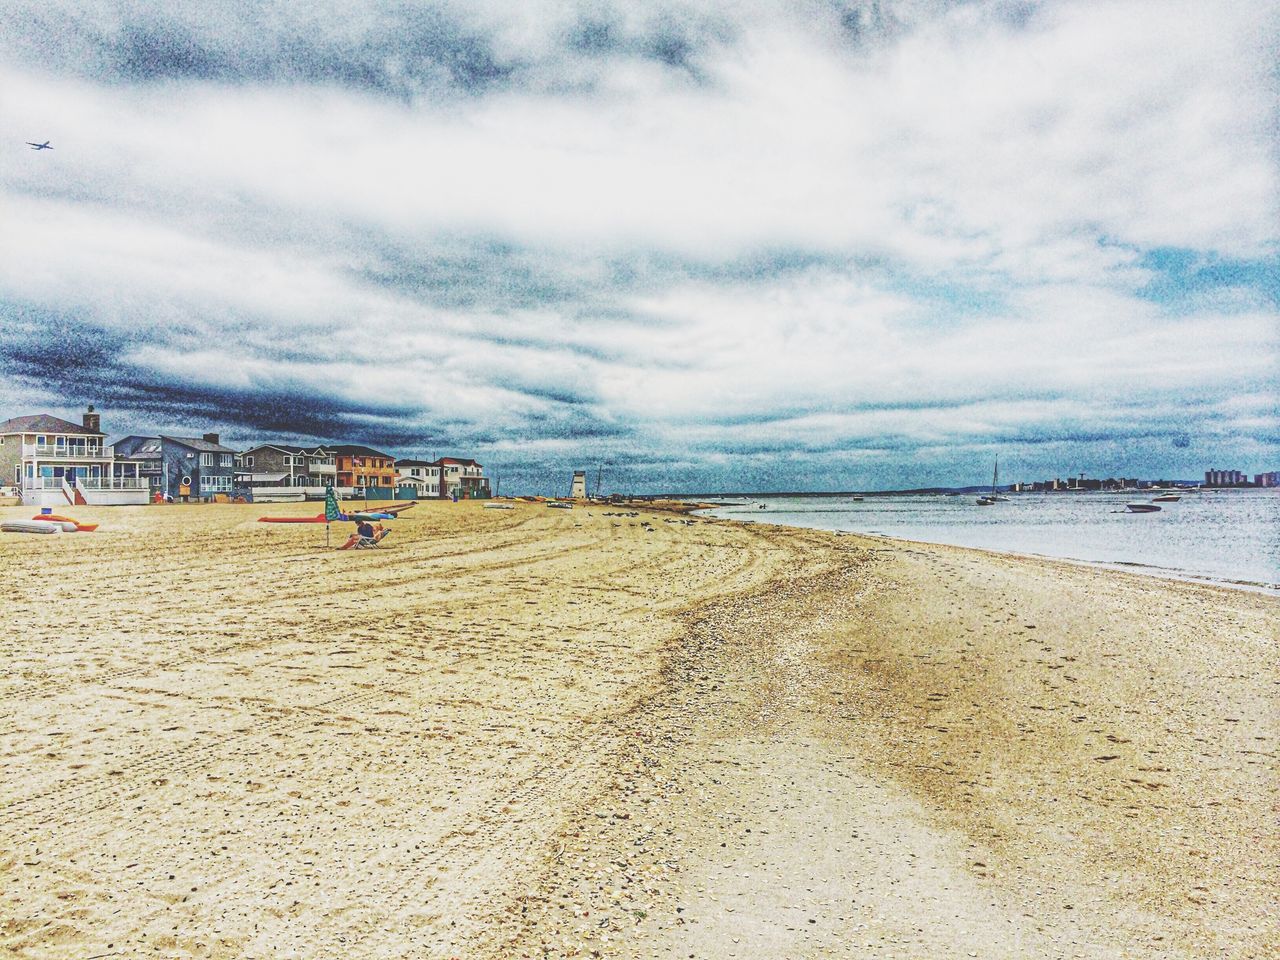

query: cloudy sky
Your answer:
[1,0,1277,492]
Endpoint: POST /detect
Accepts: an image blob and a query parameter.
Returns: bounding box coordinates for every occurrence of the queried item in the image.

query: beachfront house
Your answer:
[395,459,442,497]
[394,456,489,499]
[237,444,336,489]
[0,407,149,506]
[113,433,238,501]
[438,457,489,499]
[333,445,397,496]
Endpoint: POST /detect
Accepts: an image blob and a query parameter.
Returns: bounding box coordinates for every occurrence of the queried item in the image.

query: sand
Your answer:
[0,500,1274,959]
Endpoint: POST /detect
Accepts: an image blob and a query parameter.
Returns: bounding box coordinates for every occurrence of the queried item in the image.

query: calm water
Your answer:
[701,490,1280,593]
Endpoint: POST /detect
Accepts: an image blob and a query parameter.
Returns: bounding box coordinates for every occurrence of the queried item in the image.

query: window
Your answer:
[201,475,232,493]
[219,454,233,467]
[245,455,255,467]
[200,452,213,466]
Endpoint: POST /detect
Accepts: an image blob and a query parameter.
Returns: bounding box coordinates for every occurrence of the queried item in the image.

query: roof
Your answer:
[112,436,163,456]
[395,458,438,468]
[0,414,103,437]
[438,456,482,467]
[331,444,393,460]
[235,472,289,483]
[160,435,238,454]
[241,443,331,456]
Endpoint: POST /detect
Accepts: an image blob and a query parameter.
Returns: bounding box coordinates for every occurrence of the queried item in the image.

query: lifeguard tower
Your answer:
[570,470,587,499]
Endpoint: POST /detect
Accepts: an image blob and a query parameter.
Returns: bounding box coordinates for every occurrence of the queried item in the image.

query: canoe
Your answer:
[258,514,327,523]
[2,520,63,535]
[483,503,515,510]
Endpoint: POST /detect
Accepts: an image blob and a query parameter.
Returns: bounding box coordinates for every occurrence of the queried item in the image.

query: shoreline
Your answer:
[2,501,1275,958]
[694,503,1280,597]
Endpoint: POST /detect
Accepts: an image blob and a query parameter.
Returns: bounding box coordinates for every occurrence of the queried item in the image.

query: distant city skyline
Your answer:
[1,1,1277,493]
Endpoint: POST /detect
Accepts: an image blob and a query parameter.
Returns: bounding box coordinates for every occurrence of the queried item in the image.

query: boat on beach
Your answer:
[2,519,63,534]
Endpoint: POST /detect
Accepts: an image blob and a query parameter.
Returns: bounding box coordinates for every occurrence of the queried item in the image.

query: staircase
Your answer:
[62,479,87,506]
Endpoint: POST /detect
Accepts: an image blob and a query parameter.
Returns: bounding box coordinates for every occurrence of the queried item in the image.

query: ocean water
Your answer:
[701,490,1280,593]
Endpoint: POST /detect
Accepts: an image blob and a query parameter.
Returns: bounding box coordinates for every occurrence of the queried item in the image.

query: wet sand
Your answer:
[0,501,1275,958]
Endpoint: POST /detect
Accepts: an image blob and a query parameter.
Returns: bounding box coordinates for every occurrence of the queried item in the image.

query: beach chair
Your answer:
[339,527,390,550]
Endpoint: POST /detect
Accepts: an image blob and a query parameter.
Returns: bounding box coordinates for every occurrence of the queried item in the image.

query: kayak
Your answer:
[2,520,63,535]
[349,512,395,521]
[258,514,327,523]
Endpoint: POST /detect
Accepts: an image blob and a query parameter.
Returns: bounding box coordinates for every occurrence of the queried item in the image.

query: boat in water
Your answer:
[976,458,1006,505]
[1152,494,1181,503]
[1126,502,1162,513]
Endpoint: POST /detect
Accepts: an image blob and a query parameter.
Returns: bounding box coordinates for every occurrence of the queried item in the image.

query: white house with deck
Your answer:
[0,407,149,506]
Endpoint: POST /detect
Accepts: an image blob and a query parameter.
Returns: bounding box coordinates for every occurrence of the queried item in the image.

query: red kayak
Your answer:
[258,514,327,523]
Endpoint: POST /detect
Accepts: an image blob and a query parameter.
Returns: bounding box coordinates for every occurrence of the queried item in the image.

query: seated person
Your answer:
[340,520,390,550]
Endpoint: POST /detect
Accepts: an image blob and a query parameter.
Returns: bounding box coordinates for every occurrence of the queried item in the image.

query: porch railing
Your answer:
[21,444,112,459]
[24,477,149,490]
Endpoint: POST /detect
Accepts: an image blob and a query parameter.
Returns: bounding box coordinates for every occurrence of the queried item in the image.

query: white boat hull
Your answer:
[1,519,63,534]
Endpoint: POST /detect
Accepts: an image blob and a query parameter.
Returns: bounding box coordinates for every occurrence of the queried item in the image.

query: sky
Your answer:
[1,0,1277,493]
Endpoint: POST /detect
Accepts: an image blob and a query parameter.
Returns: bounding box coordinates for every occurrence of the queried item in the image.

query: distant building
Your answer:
[115,433,238,500]
[437,457,488,499]
[0,407,149,506]
[1205,468,1247,487]
[570,470,587,498]
[396,459,441,497]
[332,445,397,491]
[1254,471,1279,487]
[236,444,336,489]
[393,456,488,499]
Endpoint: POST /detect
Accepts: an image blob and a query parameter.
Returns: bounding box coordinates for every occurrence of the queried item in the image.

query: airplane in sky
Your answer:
[27,141,53,150]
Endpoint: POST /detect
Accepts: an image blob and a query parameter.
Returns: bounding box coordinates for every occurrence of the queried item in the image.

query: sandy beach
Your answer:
[0,500,1275,959]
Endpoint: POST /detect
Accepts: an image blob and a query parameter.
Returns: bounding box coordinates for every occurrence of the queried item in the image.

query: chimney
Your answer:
[83,405,101,433]
[203,433,219,445]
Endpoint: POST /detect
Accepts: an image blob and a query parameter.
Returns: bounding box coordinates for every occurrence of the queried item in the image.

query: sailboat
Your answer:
[976,458,1007,505]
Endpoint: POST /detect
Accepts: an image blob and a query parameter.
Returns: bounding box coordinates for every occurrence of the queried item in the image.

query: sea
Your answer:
[698,489,1280,594]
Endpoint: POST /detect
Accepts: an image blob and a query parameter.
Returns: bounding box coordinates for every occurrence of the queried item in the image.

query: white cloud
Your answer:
[0,0,1276,487]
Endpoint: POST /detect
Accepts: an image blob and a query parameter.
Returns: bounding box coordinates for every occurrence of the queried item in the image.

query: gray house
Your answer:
[237,444,336,489]
[113,433,238,500]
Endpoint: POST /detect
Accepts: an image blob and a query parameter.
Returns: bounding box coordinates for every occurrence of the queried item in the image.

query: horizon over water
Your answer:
[698,489,1280,594]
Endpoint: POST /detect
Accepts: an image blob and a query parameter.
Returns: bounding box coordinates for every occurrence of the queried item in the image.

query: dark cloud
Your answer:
[0,298,633,453]
[0,1,737,98]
